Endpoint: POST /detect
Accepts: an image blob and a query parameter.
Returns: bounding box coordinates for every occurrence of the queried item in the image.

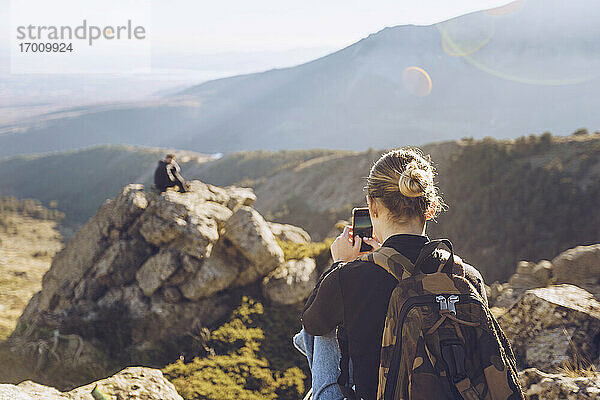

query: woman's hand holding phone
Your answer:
[331,225,382,263]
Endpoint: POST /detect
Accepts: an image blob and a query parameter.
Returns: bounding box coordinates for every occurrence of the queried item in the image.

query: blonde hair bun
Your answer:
[398,162,430,198]
[366,147,444,222]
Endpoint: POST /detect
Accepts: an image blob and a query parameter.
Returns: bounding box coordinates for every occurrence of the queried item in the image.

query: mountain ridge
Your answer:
[1,0,599,156]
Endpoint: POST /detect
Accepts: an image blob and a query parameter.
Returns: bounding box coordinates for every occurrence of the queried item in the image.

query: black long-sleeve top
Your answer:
[301,234,487,400]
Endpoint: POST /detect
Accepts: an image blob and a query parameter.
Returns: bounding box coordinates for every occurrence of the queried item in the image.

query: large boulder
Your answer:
[179,251,239,300]
[223,206,285,286]
[553,244,600,299]
[499,284,600,371]
[8,181,288,381]
[268,222,311,243]
[67,366,183,399]
[0,367,183,400]
[519,368,600,399]
[489,260,554,310]
[0,381,64,400]
[136,250,180,297]
[262,257,318,305]
[184,181,256,210]
[508,260,553,289]
[138,195,220,259]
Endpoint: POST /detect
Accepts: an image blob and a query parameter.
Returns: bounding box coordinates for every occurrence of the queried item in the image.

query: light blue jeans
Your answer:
[293,328,354,400]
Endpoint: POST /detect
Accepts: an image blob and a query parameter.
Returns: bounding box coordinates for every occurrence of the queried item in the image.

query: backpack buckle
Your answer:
[447,295,459,315]
[436,295,448,312]
[436,295,459,315]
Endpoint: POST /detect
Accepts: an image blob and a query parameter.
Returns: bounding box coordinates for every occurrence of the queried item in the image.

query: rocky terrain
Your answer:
[488,243,600,399]
[0,366,182,400]
[2,178,600,399]
[5,181,320,390]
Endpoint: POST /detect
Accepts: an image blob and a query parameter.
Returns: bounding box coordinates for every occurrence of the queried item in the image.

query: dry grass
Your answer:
[0,212,63,340]
[558,362,599,378]
[557,327,599,378]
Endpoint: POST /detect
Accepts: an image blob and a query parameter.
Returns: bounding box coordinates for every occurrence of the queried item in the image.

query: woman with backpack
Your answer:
[300,148,522,400]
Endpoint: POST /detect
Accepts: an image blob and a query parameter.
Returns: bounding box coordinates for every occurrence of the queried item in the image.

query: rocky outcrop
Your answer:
[268,222,311,243]
[489,260,554,310]
[262,257,318,305]
[509,260,553,289]
[499,284,600,372]
[553,244,600,300]
[490,244,600,310]
[7,181,308,377]
[0,367,182,399]
[223,206,285,286]
[519,368,600,399]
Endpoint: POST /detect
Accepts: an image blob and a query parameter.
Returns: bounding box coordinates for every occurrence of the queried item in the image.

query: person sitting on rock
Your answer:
[298,148,490,400]
[154,153,187,193]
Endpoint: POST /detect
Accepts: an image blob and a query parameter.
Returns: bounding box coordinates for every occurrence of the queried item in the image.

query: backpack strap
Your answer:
[414,239,455,274]
[360,239,455,279]
[336,326,357,400]
[360,246,416,280]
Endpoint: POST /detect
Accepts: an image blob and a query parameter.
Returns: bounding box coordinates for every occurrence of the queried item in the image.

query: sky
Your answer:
[0,0,515,74]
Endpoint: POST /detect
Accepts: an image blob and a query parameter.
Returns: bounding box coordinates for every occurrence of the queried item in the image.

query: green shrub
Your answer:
[277,238,333,260]
[163,297,308,400]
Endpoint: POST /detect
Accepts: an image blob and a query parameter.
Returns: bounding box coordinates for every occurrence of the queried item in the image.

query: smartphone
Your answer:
[352,207,373,252]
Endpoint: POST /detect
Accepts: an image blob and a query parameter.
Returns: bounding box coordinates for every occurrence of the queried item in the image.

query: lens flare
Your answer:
[436,7,599,86]
[437,18,494,58]
[402,67,432,96]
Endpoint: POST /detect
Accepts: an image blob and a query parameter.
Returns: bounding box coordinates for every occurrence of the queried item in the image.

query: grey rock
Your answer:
[180,252,238,300]
[139,214,183,246]
[162,287,182,303]
[121,284,149,319]
[225,186,257,210]
[91,239,153,286]
[519,368,600,399]
[262,258,318,305]
[0,381,65,400]
[182,181,255,210]
[508,260,553,290]
[139,193,220,259]
[489,259,554,309]
[37,185,147,311]
[136,250,180,297]
[268,222,311,243]
[67,366,183,400]
[223,206,284,285]
[499,284,600,371]
[553,244,600,299]
[0,367,183,400]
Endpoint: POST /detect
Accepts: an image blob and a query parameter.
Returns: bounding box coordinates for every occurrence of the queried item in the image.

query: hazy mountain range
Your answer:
[1,0,598,158]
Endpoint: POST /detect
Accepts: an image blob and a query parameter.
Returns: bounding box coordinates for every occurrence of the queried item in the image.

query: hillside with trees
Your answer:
[0,132,598,282]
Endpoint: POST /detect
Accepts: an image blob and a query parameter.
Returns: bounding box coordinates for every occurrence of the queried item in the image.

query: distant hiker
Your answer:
[154,154,187,193]
[299,148,523,400]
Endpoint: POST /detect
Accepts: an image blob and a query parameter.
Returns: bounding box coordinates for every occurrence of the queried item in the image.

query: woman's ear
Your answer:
[367,196,378,219]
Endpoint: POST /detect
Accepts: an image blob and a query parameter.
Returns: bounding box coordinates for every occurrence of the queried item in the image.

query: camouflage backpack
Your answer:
[341,239,524,400]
